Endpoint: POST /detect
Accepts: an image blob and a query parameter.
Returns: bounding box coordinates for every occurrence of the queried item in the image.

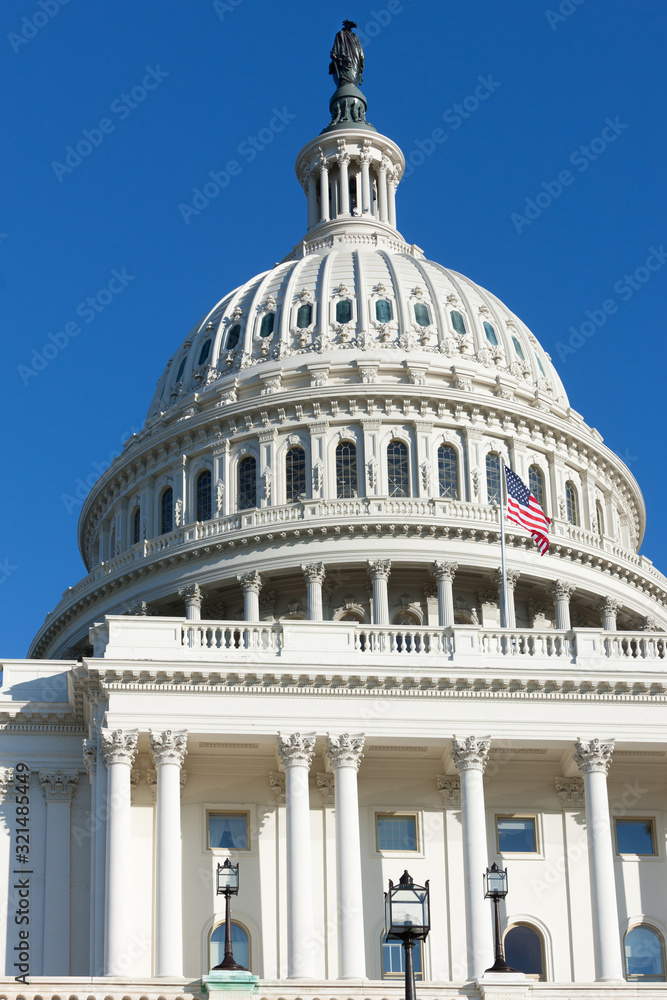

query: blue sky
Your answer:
[2,0,666,657]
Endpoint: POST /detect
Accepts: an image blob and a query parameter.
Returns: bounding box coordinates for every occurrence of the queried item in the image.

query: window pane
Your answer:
[238,457,257,510]
[296,303,312,329]
[286,446,306,503]
[616,819,656,855]
[438,445,458,499]
[198,339,211,366]
[528,465,544,509]
[197,470,212,521]
[260,312,275,338]
[210,923,249,971]
[227,323,241,350]
[566,482,578,525]
[486,453,501,505]
[387,440,409,497]
[377,814,417,851]
[483,321,498,346]
[414,302,430,327]
[504,926,543,977]
[336,299,352,323]
[176,356,187,381]
[625,926,665,979]
[451,310,467,336]
[596,500,604,538]
[497,817,537,852]
[336,441,358,498]
[375,298,392,322]
[132,507,141,545]
[382,935,422,978]
[208,813,249,850]
[512,335,525,361]
[161,488,173,535]
[536,353,546,376]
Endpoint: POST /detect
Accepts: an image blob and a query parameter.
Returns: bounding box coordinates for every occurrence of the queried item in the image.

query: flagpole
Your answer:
[500,465,509,629]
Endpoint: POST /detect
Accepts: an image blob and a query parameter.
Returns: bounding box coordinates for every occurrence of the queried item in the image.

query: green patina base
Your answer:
[203,970,259,993]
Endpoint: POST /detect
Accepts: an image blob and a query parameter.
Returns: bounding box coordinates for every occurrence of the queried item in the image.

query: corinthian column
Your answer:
[548,580,575,630]
[596,597,619,631]
[301,563,326,621]
[433,561,458,627]
[318,155,330,222]
[150,730,188,977]
[368,559,391,625]
[277,733,316,977]
[574,739,624,982]
[494,568,520,628]
[179,583,203,621]
[326,734,366,979]
[238,571,262,620]
[101,728,138,976]
[40,770,79,974]
[452,736,493,980]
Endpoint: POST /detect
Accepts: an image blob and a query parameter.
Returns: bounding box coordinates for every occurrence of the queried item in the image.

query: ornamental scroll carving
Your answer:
[82,739,97,778]
[269,771,286,803]
[437,775,461,808]
[555,777,584,807]
[367,559,391,581]
[301,562,326,585]
[0,768,15,802]
[451,735,491,772]
[433,560,458,583]
[101,728,139,767]
[150,730,188,767]
[238,571,262,594]
[276,733,316,769]
[40,770,79,801]
[326,734,365,771]
[573,738,614,776]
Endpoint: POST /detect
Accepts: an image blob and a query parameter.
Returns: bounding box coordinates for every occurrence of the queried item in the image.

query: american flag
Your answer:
[504,465,550,555]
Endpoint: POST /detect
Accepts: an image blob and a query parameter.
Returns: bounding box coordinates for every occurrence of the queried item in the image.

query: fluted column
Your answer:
[307,170,318,229]
[101,728,138,975]
[368,559,390,625]
[179,583,202,621]
[548,580,575,630]
[277,733,316,977]
[337,145,350,215]
[597,597,619,631]
[301,563,326,621]
[387,170,397,228]
[326,734,366,979]
[82,740,98,973]
[150,730,188,977]
[574,739,624,982]
[433,561,458,627]
[238,571,262,620]
[40,770,79,974]
[378,158,389,222]
[452,736,493,980]
[319,155,330,222]
[494,568,520,629]
[359,149,371,214]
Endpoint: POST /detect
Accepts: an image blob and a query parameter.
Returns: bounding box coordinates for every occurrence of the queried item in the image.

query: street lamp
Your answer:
[385,871,430,1000]
[483,863,515,974]
[213,858,246,971]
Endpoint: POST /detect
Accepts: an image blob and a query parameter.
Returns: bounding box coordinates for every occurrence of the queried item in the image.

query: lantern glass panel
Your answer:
[485,866,507,897]
[217,862,239,893]
[386,886,428,936]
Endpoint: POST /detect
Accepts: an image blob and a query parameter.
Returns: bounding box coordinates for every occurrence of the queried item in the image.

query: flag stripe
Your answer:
[504,465,550,556]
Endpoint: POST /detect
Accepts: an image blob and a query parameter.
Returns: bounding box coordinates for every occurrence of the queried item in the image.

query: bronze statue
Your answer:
[329,19,364,88]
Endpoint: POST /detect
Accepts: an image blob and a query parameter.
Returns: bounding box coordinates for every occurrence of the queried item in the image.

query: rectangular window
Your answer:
[615,818,657,856]
[376,813,418,852]
[207,811,250,851]
[497,816,538,853]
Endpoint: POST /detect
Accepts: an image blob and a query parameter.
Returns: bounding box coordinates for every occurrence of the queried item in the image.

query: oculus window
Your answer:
[259,312,275,338]
[625,926,665,981]
[296,302,312,329]
[504,925,544,980]
[208,811,249,851]
[451,310,467,336]
[376,813,418,852]
[413,302,430,327]
[336,298,352,324]
[497,816,538,853]
[382,932,423,980]
[615,818,656,856]
[512,335,526,361]
[210,923,250,972]
[375,298,392,323]
[226,323,241,350]
[483,321,498,346]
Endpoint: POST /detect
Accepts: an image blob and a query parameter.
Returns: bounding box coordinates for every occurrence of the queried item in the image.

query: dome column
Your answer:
[179,583,202,621]
[597,597,619,631]
[337,142,350,215]
[277,734,316,978]
[318,152,330,222]
[307,170,318,229]
[359,145,372,214]
[387,170,397,228]
[573,739,624,982]
[326,734,366,979]
[548,580,575,630]
[238,571,262,620]
[101,729,138,976]
[494,568,520,629]
[368,559,391,625]
[433,561,457,627]
[150,730,188,978]
[301,563,326,621]
[377,158,389,223]
[451,736,493,981]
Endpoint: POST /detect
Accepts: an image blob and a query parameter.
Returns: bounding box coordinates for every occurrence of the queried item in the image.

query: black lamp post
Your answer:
[483,863,515,974]
[385,871,430,1000]
[213,859,246,971]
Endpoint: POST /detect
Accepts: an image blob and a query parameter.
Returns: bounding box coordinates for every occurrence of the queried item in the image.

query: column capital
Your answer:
[596,596,620,616]
[316,772,335,804]
[178,583,202,605]
[433,560,458,583]
[451,735,491,772]
[277,732,316,769]
[101,728,139,767]
[555,776,585,807]
[437,774,461,807]
[494,568,520,590]
[0,767,14,802]
[367,558,391,581]
[150,729,188,767]
[40,769,79,802]
[326,733,365,771]
[238,570,263,594]
[574,738,614,775]
[301,562,326,584]
[269,771,286,804]
[548,579,576,602]
[83,738,97,778]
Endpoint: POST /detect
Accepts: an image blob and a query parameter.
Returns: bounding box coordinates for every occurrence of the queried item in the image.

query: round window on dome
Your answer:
[175,356,187,382]
[483,321,498,346]
[226,324,241,351]
[414,302,430,327]
[296,303,313,329]
[260,312,275,338]
[198,339,211,366]
[535,353,546,376]
[512,336,526,361]
[450,310,467,336]
[375,299,392,323]
[336,299,352,324]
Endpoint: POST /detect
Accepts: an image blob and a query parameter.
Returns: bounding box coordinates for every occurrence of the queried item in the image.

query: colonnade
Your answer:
[305,141,399,230]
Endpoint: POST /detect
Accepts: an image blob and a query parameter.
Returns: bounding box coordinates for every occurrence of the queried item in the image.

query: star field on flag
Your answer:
[503,465,551,555]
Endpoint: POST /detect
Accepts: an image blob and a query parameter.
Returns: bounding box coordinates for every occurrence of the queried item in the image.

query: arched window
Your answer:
[381,931,423,980]
[512,335,526,361]
[197,469,212,521]
[595,499,604,539]
[451,310,467,336]
[286,446,306,503]
[624,925,666,981]
[375,299,392,323]
[413,302,430,327]
[198,339,211,366]
[259,312,275,338]
[210,922,250,972]
[565,481,579,525]
[238,456,257,510]
[131,506,141,545]
[175,356,187,381]
[336,441,358,498]
[438,445,459,499]
[160,487,173,535]
[504,925,545,980]
[338,610,364,623]
[296,302,312,328]
[486,453,501,505]
[387,440,409,497]
[483,321,498,346]
[528,465,545,510]
[226,323,241,350]
[336,299,352,324]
